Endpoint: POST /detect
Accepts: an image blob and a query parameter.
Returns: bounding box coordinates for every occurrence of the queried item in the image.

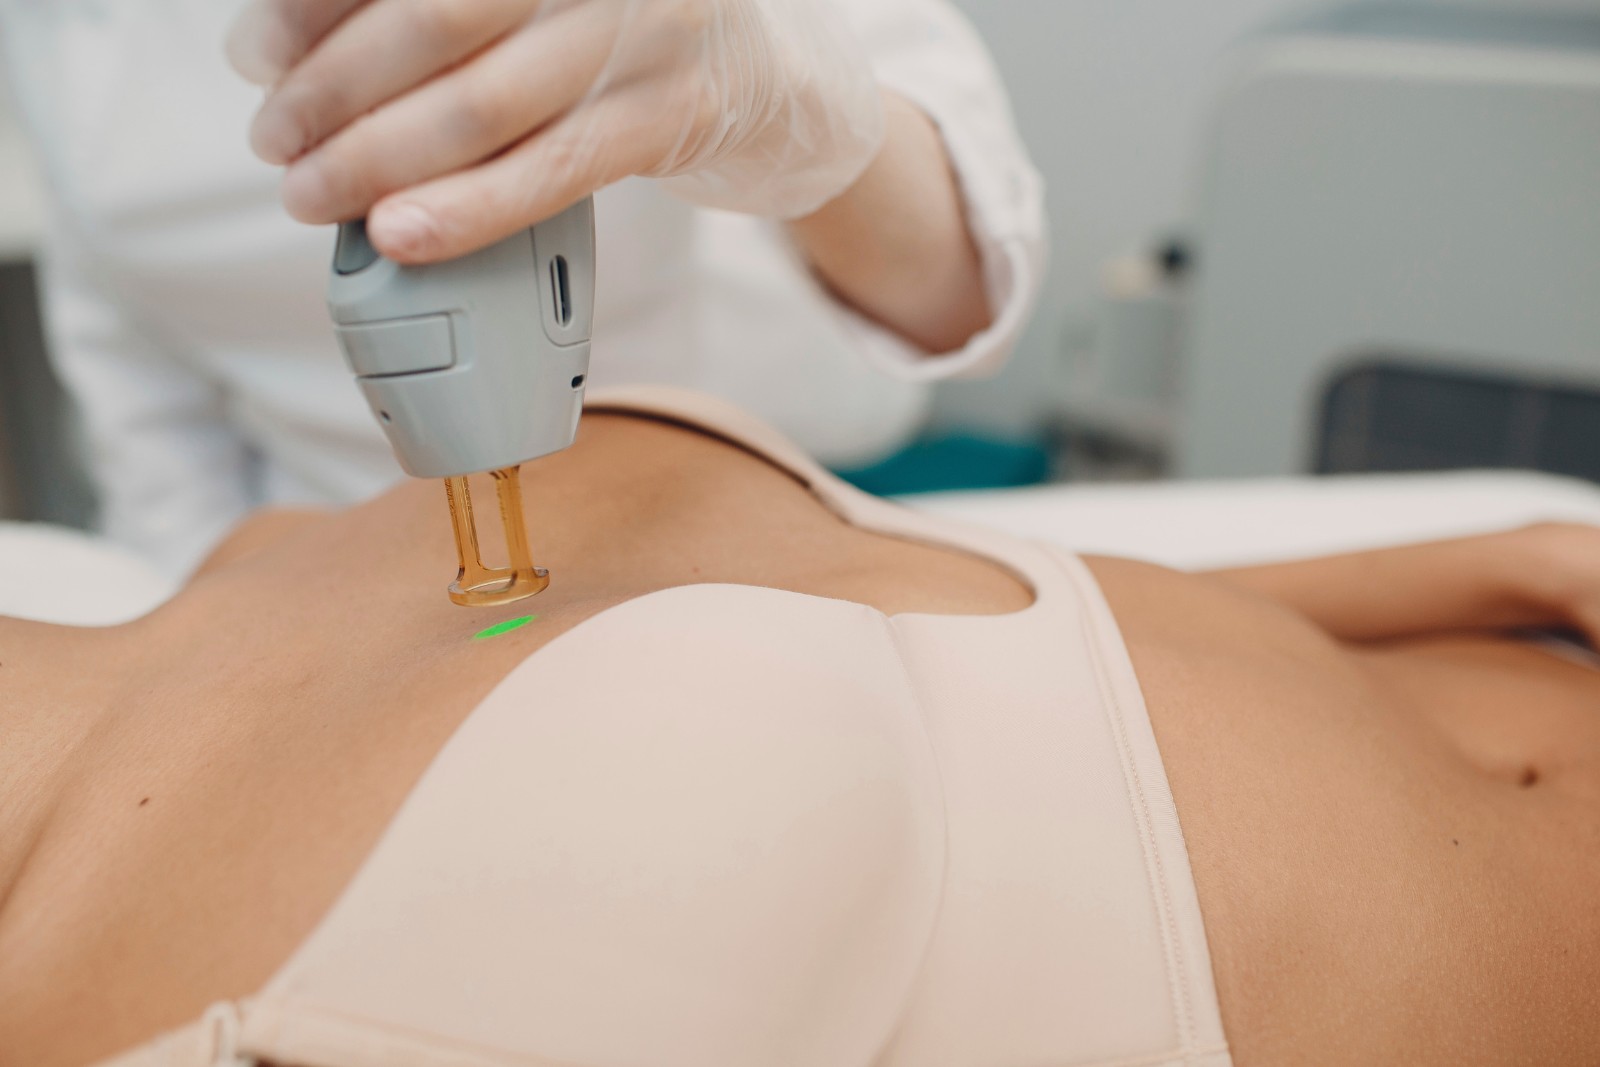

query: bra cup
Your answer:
[263,586,948,1067]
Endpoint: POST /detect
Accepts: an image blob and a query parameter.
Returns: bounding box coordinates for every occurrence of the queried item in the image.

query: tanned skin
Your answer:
[0,413,1596,1066]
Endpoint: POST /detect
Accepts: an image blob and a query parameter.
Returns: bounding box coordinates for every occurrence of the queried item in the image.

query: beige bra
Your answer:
[102,387,1230,1067]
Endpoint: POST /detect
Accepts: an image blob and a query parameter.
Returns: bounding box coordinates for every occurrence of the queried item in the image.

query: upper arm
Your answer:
[829,0,1048,376]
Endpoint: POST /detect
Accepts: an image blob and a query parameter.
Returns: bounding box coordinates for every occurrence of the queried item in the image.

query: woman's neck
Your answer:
[0,617,134,913]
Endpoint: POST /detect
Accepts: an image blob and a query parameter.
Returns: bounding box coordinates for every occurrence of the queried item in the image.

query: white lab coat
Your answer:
[0,0,1045,576]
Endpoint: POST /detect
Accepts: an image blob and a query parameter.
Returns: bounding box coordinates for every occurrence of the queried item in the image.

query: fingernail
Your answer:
[373,203,438,258]
[226,4,294,87]
[250,105,304,166]
[280,160,332,223]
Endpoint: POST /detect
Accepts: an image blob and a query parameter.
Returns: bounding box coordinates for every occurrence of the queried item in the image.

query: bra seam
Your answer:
[862,608,957,1064]
[1049,545,1199,1055]
[239,997,582,1067]
[1076,1040,1234,1067]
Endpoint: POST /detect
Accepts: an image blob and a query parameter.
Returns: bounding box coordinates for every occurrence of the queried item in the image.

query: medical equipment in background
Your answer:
[0,260,93,526]
[0,84,90,528]
[1064,0,1600,483]
[328,199,596,607]
[1053,241,1193,482]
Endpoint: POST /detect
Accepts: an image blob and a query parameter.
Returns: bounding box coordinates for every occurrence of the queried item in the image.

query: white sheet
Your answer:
[0,522,174,625]
[911,470,1600,571]
[8,470,1600,626]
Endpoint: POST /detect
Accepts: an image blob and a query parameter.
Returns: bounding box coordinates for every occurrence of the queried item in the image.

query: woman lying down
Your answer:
[2,388,1596,1067]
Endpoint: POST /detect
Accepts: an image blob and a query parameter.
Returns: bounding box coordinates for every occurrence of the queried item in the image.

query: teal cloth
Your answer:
[834,432,1052,497]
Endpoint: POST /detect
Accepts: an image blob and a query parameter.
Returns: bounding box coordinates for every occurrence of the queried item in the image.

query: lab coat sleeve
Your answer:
[830,0,1049,383]
[35,223,254,577]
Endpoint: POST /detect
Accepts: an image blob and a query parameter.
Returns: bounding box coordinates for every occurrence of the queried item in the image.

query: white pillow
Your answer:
[0,523,176,625]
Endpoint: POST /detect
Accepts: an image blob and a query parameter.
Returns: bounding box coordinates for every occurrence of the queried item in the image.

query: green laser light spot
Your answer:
[474,615,538,641]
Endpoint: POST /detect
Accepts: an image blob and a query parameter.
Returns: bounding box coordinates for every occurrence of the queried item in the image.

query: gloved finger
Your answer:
[366,82,678,262]
[226,0,371,87]
[250,0,550,165]
[279,4,615,224]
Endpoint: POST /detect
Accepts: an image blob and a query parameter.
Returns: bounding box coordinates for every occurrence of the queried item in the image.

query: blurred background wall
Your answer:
[935,0,1308,434]
[0,77,38,253]
[0,73,93,525]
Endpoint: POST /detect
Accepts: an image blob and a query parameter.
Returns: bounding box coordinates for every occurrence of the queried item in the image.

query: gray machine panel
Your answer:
[1177,18,1600,477]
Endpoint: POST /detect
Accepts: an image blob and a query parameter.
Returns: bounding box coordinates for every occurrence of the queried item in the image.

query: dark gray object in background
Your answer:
[1320,360,1600,484]
[0,261,95,527]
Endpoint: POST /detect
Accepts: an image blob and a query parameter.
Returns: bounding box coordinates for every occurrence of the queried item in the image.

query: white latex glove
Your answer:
[227,0,886,262]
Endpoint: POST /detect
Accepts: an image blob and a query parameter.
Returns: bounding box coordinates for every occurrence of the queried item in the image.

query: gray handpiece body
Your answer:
[326,198,596,479]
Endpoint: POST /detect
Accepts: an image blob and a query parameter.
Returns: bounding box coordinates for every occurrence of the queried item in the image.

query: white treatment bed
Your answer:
[5,470,1600,627]
[913,470,1600,571]
[0,524,174,626]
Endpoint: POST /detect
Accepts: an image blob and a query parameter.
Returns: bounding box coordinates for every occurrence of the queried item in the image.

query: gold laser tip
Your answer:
[443,467,550,608]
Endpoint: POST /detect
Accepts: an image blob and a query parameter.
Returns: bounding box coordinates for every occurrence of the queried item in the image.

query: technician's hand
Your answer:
[227,0,886,264]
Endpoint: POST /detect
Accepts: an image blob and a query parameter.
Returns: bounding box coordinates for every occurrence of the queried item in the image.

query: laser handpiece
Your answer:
[327,199,596,607]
